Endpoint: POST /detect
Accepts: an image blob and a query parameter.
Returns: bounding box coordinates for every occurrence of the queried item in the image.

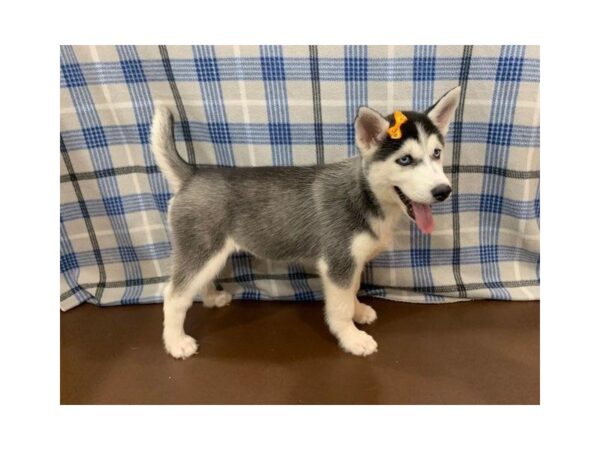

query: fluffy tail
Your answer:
[151,106,194,192]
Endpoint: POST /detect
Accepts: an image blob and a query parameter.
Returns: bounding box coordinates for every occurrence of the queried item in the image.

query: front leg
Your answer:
[317,259,378,356]
[354,299,377,325]
[200,282,232,308]
[347,264,377,325]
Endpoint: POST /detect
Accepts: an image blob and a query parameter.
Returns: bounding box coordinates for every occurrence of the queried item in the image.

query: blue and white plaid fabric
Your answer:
[60,45,540,311]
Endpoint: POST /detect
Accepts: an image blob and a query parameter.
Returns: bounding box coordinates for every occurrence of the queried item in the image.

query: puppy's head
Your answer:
[354,86,461,234]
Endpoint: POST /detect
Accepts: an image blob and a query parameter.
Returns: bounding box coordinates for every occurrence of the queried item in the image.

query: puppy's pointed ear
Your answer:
[426,86,461,136]
[354,106,389,155]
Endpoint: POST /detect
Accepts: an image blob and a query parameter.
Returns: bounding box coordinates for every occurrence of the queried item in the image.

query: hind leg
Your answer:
[354,299,377,325]
[348,274,377,325]
[162,281,198,359]
[163,238,236,359]
[200,283,232,308]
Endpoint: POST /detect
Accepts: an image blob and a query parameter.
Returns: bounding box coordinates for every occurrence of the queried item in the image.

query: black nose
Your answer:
[431,184,452,201]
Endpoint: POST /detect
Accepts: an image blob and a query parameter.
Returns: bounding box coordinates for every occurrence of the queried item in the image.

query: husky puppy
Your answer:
[151,86,461,358]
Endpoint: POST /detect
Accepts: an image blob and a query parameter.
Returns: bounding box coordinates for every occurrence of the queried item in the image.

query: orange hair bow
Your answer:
[387,111,408,139]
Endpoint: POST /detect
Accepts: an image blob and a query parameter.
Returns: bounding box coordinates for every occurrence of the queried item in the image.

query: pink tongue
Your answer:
[412,202,434,234]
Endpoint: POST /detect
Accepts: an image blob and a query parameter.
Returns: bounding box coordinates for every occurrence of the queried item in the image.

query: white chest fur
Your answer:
[351,213,398,265]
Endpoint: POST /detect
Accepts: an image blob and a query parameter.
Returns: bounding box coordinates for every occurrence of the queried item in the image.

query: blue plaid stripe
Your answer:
[479,45,526,299]
[194,55,220,82]
[61,63,87,87]
[67,243,539,270]
[344,55,368,81]
[61,122,539,150]
[116,45,170,222]
[287,264,318,301]
[60,218,93,306]
[102,196,125,215]
[344,45,368,157]
[375,246,539,267]
[414,55,436,81]
[261,54,286,81]
[230,252,262,300]
[535,182,540,223]
[61,58,540,87]
[261,45,293,166]
[487,123,514,146]
[82,126,108,149]
[60,251,79,272]
[61,194,540,223]
[67,242,169,267]
[411,45,438,302]
[193,45,236,166]
[60,219,80,278]
[412,45,437,111]
[60,45,540,310]
[120,58,147,84]
[496,56,524,82]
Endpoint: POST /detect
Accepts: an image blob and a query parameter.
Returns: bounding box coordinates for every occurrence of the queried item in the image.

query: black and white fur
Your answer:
[152,86,461,358]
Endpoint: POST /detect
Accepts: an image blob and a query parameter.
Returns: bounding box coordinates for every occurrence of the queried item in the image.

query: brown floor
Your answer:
[61,298,539,405]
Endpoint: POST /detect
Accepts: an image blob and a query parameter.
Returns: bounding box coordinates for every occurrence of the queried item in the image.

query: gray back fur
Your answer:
[169,158,383,289]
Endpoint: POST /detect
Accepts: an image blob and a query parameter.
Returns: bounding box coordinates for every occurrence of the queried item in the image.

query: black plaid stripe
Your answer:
[60,275,170,301]
[446,165,539,179]
[60,135,106,302]
[60,274,537,301]
[60,164,539,185]
[60,165,161,183]
[450,45,473,298]
[352,279,539,295]
[159,45,196,165]
[309,45,325,165]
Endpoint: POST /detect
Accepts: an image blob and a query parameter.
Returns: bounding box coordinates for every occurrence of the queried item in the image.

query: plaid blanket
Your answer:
[60,45,540,311]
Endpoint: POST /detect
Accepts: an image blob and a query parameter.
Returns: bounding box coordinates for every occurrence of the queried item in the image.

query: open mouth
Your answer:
[394,186,415,220]
[393,186,435,234]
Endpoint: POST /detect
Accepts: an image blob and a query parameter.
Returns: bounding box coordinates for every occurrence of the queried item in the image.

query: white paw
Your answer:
[164,334,198,359]
[354,302,377,324]
[203,291,232,308]
[339,329,378,356]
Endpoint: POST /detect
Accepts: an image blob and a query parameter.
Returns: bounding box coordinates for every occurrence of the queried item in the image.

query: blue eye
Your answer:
[433,148,442,159]
[396,155,413,166]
